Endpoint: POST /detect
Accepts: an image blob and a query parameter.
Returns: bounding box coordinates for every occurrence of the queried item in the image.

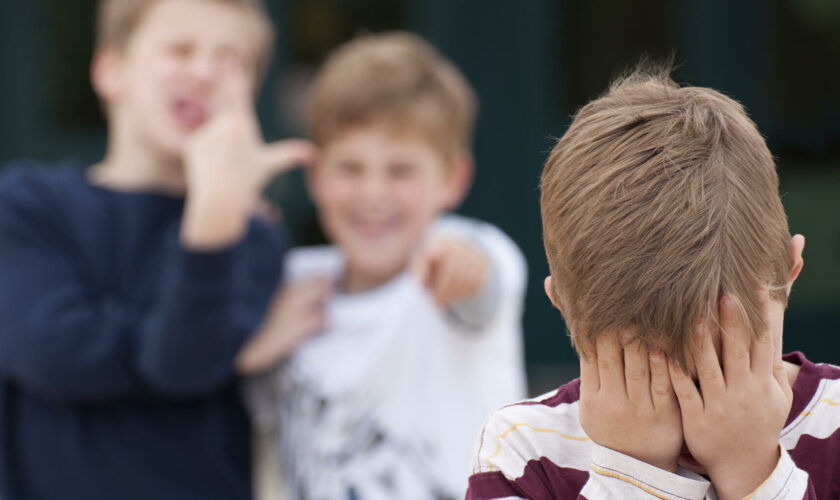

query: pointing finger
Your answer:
[218,60,253,116]
[259,139,317,176]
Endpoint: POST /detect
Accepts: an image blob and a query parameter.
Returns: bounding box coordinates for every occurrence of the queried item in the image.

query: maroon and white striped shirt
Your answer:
[467,352,840,499]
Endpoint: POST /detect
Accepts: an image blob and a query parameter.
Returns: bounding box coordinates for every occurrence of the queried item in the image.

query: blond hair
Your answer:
[96,0,274,74]
[306,32,477,156]
[540,67,792,371]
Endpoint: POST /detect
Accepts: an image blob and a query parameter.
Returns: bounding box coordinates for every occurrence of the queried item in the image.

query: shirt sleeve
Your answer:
[580,444,710,499]
[467,399,711,500]
[467,404,585,499]
[434,216,527,330]
[0,172,281,401]
[734,447,815,500]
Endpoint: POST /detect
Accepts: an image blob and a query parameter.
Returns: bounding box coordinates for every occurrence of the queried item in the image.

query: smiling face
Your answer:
[309,123,468,292]
[94,0,264,158]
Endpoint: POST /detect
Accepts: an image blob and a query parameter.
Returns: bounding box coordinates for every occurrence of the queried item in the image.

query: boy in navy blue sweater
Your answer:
[0,1,325,498]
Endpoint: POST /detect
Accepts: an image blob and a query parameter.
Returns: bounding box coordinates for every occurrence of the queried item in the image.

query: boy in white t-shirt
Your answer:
[240,32,527,499]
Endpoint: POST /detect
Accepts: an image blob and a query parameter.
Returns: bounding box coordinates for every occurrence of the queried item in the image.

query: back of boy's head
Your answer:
[306,32,477,157]
[96,0,274,73]
[540,65,792,371]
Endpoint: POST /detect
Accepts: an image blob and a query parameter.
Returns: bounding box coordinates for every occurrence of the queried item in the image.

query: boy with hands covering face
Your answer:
[466,67,838,499]
[577,289,801,499]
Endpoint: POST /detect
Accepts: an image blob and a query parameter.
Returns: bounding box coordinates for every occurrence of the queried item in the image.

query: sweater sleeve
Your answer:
[134,243,250,395]
[0,172,281,401]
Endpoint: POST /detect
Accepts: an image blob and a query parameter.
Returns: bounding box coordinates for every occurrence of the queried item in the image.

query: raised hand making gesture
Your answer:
[181,61,316,249]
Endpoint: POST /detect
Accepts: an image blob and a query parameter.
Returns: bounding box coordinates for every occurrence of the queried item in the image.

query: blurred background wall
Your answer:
[1,0,838,395]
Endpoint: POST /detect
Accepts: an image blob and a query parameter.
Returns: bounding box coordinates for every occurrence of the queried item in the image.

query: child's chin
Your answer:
[154,135,190,160]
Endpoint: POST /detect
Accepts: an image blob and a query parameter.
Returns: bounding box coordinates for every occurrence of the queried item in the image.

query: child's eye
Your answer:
[335,160,363,177]
[215,47,248,70]
[389,163,416,179]
[167,42,193,58]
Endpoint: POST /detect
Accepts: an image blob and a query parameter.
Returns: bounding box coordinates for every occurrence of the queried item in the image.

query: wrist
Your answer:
[181,195,250,250]
[707,444,781,500]
[235,326,298,375]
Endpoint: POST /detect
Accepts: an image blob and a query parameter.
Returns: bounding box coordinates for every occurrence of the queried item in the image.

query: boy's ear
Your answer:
[543,276,564,313]
[788,234,805,293]
[443,150,474,210]
[91,48,123,103]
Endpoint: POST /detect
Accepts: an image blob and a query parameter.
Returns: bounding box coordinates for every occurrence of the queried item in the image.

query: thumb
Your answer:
[218,59,253,116]
[259,139,317,175]
[412,243,442,289]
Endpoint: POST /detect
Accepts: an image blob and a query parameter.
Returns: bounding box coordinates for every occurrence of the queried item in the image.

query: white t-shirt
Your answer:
[256,215,527,500]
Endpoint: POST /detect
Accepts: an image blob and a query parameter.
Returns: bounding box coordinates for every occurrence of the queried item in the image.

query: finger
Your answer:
[579,350,600,394]
[463,249,488,297]
[695,318,726,399]
[294,276,333,294]
[749,287,774,376]
[411,254,432,289]
[259,139,317,175]
[720,294,750,383]
[409,242,430,287]
[623,337,652,406]
[433,253,460,305]
[450,264,474,304]
[218,61,253,115]
[649,351,676,411]
[451,246,481,300]
[668,356,704,413]
[417,239,445,289]
[311,315,326,334]
[288,277,333,306]
[596,333,626,398]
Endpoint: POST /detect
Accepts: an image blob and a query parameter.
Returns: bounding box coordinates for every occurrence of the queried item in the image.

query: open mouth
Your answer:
[171,97,208,131]
[351,217,399,239]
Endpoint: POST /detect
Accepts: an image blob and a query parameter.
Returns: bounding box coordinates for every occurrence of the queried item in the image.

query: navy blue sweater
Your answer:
[0,165,285,500]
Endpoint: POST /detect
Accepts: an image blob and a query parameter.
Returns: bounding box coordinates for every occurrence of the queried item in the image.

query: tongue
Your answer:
[173,100,207,130]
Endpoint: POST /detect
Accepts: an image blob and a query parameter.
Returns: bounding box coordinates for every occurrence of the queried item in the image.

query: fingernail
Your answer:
[722,295,736,310]
[649,351,662,363]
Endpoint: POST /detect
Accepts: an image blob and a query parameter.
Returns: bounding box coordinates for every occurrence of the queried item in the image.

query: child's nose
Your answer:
[359,174,389,202]
[187,54,223,85]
